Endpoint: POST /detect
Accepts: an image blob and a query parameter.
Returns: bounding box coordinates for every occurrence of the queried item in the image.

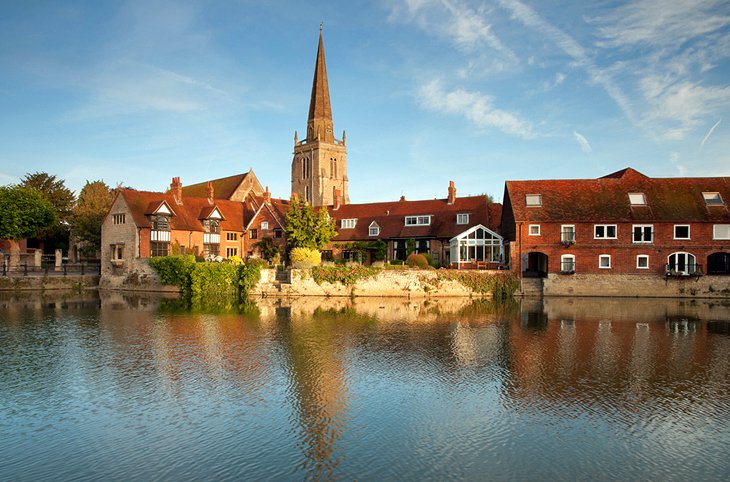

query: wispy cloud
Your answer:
[700,118,722,150]
[573,131,592,153]
[418,79,535,138]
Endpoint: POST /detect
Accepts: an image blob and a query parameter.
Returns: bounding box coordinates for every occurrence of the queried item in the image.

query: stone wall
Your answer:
[99,257,180,293]
[538,273,730,298]
[0,275,98,291]
[253,268,497,298]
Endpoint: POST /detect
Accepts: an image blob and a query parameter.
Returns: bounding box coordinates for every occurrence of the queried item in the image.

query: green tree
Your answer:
[284,198,337,250]
[0,186,56,267]
[253,237,280,263]
[71,180,114,257]
[20,172,75,251]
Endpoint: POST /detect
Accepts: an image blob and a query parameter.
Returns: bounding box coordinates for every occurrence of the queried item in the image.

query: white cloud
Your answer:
[418,79,535,138]
[700,118,722,151]
[573,131,592,153]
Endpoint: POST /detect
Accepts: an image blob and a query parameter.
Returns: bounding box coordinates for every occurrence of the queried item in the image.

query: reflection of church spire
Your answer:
[276,310,350,480]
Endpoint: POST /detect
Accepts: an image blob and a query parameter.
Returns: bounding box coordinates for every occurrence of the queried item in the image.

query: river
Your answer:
[1,292,729,481]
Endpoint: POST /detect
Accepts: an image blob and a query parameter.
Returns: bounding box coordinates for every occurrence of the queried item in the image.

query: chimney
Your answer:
[206,181,214,204]
[447,180,456,205]
[170,177,183,205]
[263,185,272,203]
[400,195,406,202]
[333,188,342,210]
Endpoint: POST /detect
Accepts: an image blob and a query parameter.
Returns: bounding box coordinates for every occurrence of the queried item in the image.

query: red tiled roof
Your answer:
[247,195,290,230]
[327,195,499,241]
[505,168,730,223]
[180,173,249,200]
[121,190,245,232]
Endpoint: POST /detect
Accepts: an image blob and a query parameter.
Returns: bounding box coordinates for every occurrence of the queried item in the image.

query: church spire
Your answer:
[307,26,334,143]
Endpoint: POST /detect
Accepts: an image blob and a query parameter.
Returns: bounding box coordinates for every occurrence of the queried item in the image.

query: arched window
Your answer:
[668,252,697,275]
[331,158,337,179]
[305,185,311,203]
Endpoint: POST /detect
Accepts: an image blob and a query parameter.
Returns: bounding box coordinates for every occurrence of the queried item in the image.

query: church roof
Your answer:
[307,27,334,143]
[181,173,250,200]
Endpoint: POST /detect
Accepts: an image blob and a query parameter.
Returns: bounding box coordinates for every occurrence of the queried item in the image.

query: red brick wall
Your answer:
[244,208,285,257]
[512,221,730,275]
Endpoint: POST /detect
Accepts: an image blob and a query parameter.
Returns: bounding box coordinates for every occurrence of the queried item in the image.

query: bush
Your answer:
[406,253,429,268]
[311,265,382,286]
[290,247,321,269]
[371,261,385,268]
[246,258,270,270]
[148,255,196,287]
[389,259,404,265]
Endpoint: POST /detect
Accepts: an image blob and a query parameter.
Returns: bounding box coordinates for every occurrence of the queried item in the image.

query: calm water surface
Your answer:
[1,292,729,481]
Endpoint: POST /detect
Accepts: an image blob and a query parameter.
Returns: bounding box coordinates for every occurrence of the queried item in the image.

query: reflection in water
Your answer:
[0,292,729,480]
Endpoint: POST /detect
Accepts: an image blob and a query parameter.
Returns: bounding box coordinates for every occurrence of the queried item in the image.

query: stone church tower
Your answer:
[291,27,349,207]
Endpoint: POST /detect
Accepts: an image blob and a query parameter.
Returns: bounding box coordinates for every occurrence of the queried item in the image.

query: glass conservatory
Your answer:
[449,225,504,269]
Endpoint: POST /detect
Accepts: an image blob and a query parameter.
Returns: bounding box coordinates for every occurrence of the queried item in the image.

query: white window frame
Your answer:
[457,213,470,225]
[368,222,380,237]
[528,224,540,236]
[599,254,611,269]
[261,221,269,231]
[560,254,575,273]
[712,224,730,240]
[673,224,690,240]
[667,252,697,275]
[525,194,542,207]
[629,193,646,205]
[636,255,649,269]
[112,213,126,225]
[703,192,724,205]
[594,224,617,239]
[561,224,576,243]
[632,224,653,244]
[341,218,357,229]
[404,215,431,226]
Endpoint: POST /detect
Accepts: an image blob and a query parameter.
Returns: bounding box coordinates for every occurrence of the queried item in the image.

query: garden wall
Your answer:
[0,275,98,291]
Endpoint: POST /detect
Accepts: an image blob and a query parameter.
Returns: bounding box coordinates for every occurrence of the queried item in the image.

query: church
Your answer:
[99,28,503,277]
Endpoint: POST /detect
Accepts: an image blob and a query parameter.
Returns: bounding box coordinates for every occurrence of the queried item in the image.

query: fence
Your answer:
[1,256,100,277]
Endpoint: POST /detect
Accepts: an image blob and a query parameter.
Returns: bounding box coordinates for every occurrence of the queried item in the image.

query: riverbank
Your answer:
[0,274,98,291]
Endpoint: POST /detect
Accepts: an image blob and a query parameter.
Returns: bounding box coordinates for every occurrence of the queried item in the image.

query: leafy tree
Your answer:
[284,198,337,250]
[20,172,75,251]
[253,237,280,263]
[0,186,56,267]
[71,180,114,257]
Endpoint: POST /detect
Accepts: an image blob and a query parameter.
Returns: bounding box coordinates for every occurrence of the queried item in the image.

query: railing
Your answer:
[665,264,703,277]
[2,260,100,277]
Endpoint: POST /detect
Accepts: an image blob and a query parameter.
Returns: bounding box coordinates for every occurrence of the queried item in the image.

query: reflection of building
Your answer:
[502,168,730,278]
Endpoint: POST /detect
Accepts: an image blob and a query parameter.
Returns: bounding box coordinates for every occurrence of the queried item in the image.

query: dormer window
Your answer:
[405,215,431,226]
[457,213,469,225]
[341,218,357,229]
[703,192,724,205]
[628,193,646,205]
[525,194,542,207]
[369,222,380,237]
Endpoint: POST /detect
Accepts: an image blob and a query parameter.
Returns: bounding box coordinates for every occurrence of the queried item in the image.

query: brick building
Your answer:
[501,168,730,278]
[326,182,503,267]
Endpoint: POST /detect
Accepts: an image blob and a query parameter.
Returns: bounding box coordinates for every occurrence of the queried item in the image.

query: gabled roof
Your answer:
[246,196,289,231]
[119,190,245,232]
[327,195,500,241]
[505,168,730,223]
[181,173,249,200]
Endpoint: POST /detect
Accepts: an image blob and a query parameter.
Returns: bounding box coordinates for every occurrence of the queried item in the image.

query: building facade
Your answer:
[501,168,730,278]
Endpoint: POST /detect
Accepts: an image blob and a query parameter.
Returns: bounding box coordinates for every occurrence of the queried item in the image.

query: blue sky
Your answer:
[1,0,729,203]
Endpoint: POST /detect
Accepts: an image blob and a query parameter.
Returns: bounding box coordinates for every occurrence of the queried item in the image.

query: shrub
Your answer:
[148,255,196,287]
[246,258,270,270]
[439,271,519,299]
[311,265,382,286]
[371,261,385,268]
[290,247,321,269]
[389,259,404,265]
[406,253,429,268]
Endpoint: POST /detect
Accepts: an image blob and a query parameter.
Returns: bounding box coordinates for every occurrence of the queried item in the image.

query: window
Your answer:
[599,255,611,269]
[150,241,169,257]
[204,220,220,247]
[249,229,257,240]
[629,193,646,205]
[703,192,724,205]
[341,218,357,229]
[525,194,542,207]
[637,255,649,269]
[305,185,311,203]
[529,224,540,236]
[321,250,333,261]
[226,232,238,241]
[457,213,470,225]
[261,221,269,231]
[369,222,380,237]
[674,225,690,240]
[560,254,575,273]
[111,244,124,261]
[561,225,576,243]
[226,247,237,257]
[112,214,125,225]
[713,224,730,240]
[668,252,697,275]
[594,224,617,239]
[632,225,653,243]
[405,215,431,226]
[274,228,283,239]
